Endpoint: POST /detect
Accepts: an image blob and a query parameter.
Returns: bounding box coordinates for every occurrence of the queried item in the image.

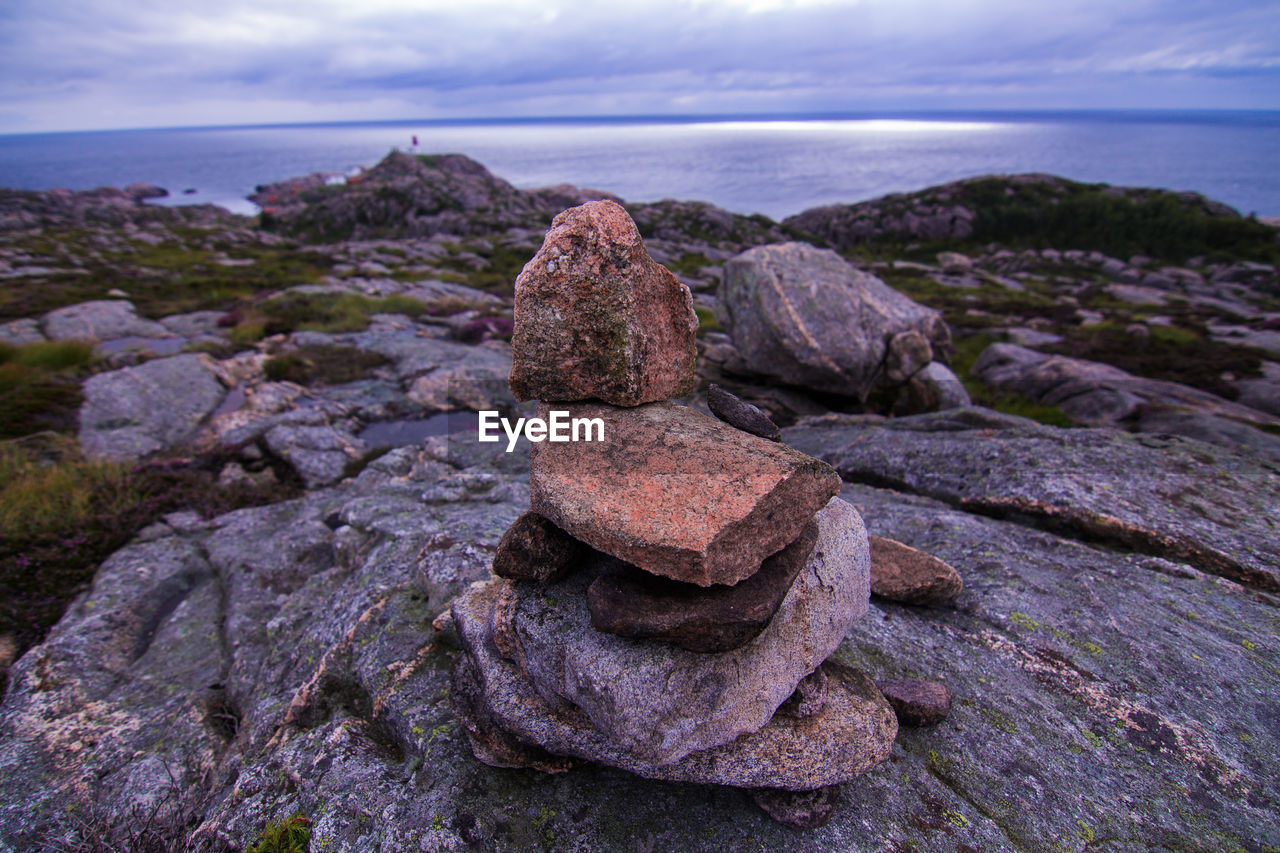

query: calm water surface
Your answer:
[1,112,1276,220]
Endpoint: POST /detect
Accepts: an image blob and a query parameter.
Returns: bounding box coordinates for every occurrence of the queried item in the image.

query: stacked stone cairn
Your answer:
[449,200,898,829]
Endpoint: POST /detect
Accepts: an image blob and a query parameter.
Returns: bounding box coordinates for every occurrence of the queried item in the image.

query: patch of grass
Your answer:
[949,332,1074,427]
[694,306,722,334]
[0,339,96,372]
[246,813,311,853]
[229,322,267,346]
[956,177,1280,266]
[876,268,1079,332]
[0,229,334,323]
[0,341,97,440]
[1041,323,1265,399]
[264,345,389,385]
[231,291,427,339]
[437,241,532,295]
[373,293,431,317]
[669,251,712,276]
[0,436,303,657]
[976,393,1074,427]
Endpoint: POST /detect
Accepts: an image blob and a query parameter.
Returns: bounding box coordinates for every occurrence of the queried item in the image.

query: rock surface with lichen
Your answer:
[0,412,1276,851]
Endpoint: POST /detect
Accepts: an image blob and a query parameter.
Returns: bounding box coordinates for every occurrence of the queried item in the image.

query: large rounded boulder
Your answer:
[718,242,953,402]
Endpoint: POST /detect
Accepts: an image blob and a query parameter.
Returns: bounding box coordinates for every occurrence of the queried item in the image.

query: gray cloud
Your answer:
[0,0,1276,132]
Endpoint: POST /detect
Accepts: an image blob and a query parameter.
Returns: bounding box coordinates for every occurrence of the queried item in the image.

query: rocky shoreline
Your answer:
[0,153,1277,851]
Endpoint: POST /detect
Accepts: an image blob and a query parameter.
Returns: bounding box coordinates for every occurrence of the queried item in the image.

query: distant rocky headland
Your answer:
[0,151,1277,851]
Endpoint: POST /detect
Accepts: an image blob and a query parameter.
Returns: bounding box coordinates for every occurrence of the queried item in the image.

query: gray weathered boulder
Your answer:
[79,353,226,459]
[41,299,171,341]
[263,423,366,488]
[971,342,1280,459]
[0,318,44,347]
[896,361,972,413]
[972,342,1278,428]
[488,497,869,764]
[452,595,896,789]
[718,242,950,400]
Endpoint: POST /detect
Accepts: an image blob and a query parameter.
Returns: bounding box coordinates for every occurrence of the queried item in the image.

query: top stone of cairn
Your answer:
[508,200,699,407]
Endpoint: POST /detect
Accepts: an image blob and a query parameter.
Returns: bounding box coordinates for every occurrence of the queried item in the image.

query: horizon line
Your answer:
[5,107,1280,138]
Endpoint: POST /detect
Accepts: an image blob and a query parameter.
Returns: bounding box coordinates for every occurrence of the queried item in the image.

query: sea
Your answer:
[0,111,1277,221]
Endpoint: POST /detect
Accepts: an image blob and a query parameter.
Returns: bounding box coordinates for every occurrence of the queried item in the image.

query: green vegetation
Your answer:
[0,341,97,440]
[0,435,301,655]
[1,339,96,372]
[229,291,426,339]
[0,229,333,323]
[264,345,390,385]
[876,265,1080,333]
[949,333,1074,427]
[669,251,712,276]
[693,305,722,334]
[246,813,311,853]
[432,240,531,295]
[954,177,1280,266]
[1041,323,1266,399]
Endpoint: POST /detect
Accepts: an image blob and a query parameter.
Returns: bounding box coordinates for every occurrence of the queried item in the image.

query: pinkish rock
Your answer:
[869,536,964,605]
[508,200,698,406]
[530,401,842,586]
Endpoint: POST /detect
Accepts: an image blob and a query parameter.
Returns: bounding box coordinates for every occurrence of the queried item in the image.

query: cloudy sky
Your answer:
[1,0,1277,133]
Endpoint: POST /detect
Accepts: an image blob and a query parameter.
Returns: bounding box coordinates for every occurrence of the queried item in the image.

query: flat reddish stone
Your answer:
[869,536,964,605]
[509,200,698,406]
[530,401,842,586]
[585,522,817,652]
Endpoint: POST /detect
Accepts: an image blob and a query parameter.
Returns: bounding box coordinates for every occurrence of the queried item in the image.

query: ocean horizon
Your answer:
[2,109,1278,221]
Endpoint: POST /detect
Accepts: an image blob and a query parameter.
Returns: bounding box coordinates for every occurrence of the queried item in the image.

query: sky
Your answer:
[1,0,1277,133]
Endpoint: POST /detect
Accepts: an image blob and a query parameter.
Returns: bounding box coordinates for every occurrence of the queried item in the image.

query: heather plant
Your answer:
[0,341,97,439]
[229,291,427,340]
[263,345,389,385]
[0,436,302,659]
